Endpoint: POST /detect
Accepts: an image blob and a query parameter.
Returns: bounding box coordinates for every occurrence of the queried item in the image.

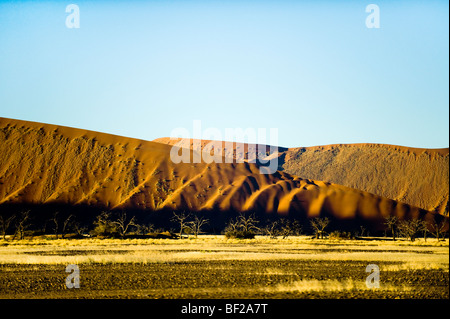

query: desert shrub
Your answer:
[279,219,302,238]
[127,231,178,239]
[28,229,46,237]
[225,229,256,239]
[329,230,355,240]
[134,223,155,235]
[262,219,303,239]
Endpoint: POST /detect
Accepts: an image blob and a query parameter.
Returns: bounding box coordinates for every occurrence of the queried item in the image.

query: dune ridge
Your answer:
[153,138,449,215]
[0,118,444,231]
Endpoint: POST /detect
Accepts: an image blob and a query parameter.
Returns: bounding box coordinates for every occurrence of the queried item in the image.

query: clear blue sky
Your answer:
[0,0,448,148]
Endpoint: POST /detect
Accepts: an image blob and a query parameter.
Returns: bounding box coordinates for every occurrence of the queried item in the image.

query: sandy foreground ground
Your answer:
[0,236,448,299]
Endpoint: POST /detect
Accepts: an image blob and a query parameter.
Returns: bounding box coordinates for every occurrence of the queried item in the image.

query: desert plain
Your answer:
[0,236,448,299]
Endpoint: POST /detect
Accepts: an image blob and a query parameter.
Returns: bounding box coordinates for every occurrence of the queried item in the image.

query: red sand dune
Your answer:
[154,138,449,215]
[0,118,446,231]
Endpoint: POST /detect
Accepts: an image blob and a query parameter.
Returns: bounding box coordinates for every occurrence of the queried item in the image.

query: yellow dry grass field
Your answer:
[0,236,448,299]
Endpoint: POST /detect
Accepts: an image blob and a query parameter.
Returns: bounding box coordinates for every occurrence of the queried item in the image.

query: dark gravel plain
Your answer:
[0,260,447,299]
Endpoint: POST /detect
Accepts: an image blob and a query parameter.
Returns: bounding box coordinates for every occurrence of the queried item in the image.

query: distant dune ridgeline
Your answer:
[154,138,449,216]
[0,118,445,232]
[152,137,288,164]
[281,144,449,215]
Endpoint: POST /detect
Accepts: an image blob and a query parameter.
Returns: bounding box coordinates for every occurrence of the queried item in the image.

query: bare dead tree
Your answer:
[188,215,209,238]
[420,220,429,242]
[224,213,261,239]
[73,221,87,237]
[237,213,260,234]
[359,225,367,238]
[397,219,423,242]
[14,211,31,240]
[224,217,240,233]
[310,217,330,239]
[61,214,74,239]
[113,211,137,238]
[384,216,398,241]
[279,219,302,239]
[51,212,60,239]
[430,219,448,241]
[263,220,281,239]
[171,211,191,238]
[0,214,15,240]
